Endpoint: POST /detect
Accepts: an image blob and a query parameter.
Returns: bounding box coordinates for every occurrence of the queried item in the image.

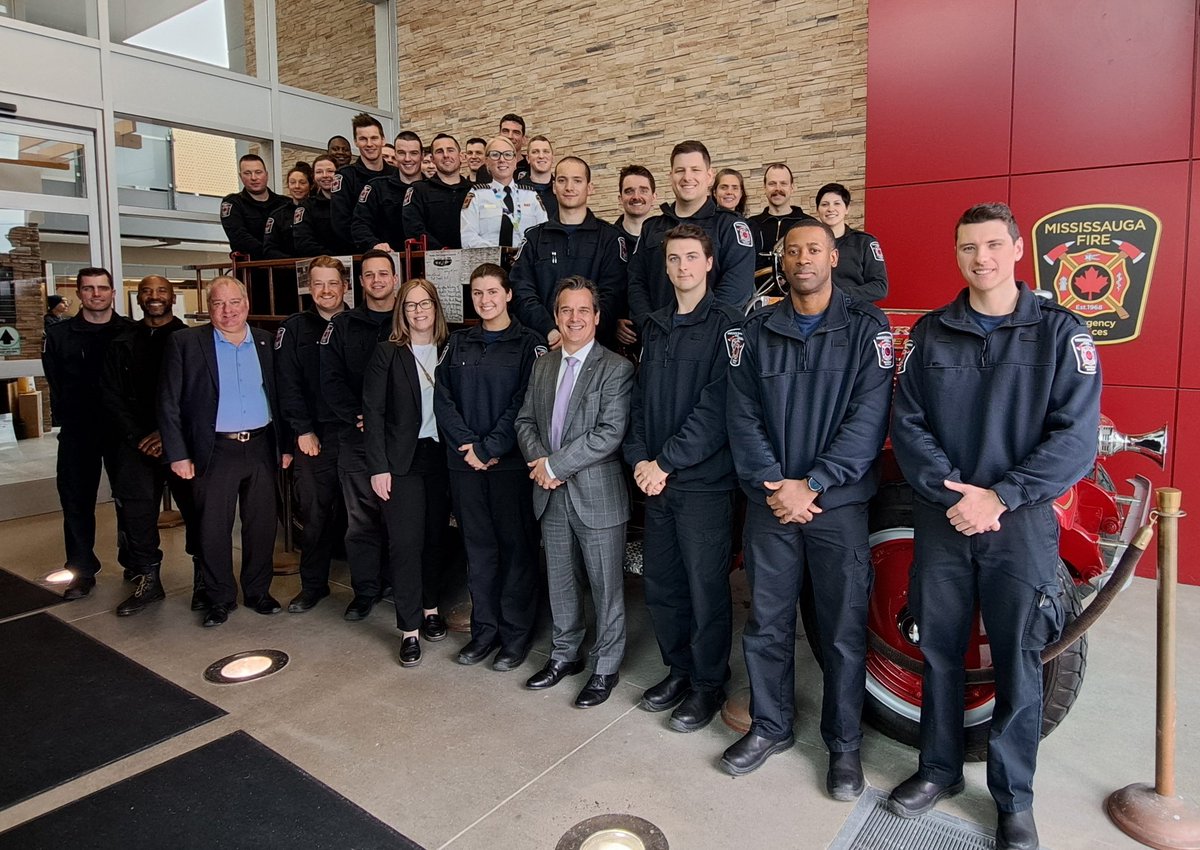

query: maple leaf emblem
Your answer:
[1073,266,1110,298]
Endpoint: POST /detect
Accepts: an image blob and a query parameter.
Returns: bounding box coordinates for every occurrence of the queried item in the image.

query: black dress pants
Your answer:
[111,441,201,572]
[293,426,344,591]
[449,466,539,651]
[337,430,389,597]
[55,427,120,575]
[192,434,277,606]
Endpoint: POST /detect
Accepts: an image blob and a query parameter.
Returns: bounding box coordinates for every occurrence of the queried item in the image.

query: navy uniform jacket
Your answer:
[319,303,394,435]
[330,159,397,249]
[627,199,755,329]
[275,306,342,440]
[748,205,817,272]
[509,210,628,346]
[43,312,134,431]
[101,317,187,448]
[263,200,302,260]
[293,195,351,257]
[433,320,542,472]
[351,173,419,253]
[220,189,286,259]
[891,283,1101,511]
[624,293,742,491]
[727,290,894,508]
[833,226,889,303]
[401,175,470,250]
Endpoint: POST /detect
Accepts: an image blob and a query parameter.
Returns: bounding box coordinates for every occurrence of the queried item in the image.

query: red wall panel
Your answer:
[867,178,1010,310]
[1177,162,1200,389]
[1164,390,1200,584]
[1011,0,1195,174]
[866,0,1015,187]
[1010,162,1187,389]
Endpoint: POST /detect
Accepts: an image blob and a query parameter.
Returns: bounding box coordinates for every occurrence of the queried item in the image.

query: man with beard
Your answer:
[747,163,817,276]
[103,276,204,615]
[613,165,657,347]
[403,133,470,250]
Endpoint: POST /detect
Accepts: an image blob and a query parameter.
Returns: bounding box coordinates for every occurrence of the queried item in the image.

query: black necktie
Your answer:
[500,185,515,247]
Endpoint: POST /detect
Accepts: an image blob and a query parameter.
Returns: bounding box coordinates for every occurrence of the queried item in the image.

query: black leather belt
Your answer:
[216,426,269,442]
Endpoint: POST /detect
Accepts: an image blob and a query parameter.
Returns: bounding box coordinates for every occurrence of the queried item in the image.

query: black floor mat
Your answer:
[0,612,225,810]
[0,731,427,849]
[0,567,66,620]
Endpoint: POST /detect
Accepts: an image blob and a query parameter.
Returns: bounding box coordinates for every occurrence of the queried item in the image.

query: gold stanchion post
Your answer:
[1106,488,1200,849]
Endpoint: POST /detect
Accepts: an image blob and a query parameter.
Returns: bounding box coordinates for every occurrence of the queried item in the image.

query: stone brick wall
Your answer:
[274,0,378,106]
[396,0,867,219]
[1,224,53,429]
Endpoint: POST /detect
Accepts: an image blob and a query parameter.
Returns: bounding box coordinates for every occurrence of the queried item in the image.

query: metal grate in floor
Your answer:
[830,788,1045,850]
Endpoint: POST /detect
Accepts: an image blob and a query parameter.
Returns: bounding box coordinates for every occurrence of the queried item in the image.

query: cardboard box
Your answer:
[16,391,43,439]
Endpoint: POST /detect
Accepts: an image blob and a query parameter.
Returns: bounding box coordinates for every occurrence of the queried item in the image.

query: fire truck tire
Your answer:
[799,483,1088,761]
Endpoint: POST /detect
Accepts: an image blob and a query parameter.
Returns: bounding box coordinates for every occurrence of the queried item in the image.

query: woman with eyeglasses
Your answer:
[363,279,452,668]
[460,135,548,250]
[434,263,543,671]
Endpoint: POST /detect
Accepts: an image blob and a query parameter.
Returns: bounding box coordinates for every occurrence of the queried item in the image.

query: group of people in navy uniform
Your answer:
[42,105,1100,850]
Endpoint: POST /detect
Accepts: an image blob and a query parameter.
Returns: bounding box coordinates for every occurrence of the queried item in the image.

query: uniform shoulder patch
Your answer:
[274,326,286,349]
[725,329,745,367]
[1071,333,1098,375]
[264,217,274,234]
[873,331,894,369]
[534,344,548,358]
[331,174,343,193]
[897,338,915,374]
[403,186,414,206]
[734,220,753,248]
[320,322,334,345]
[437,345,448,365]
[870,240,884,262]
[617,235,628,263]
[220,201,232,218]
[358,185,371,203]
[293,206,305,224]
[462,192,474,210]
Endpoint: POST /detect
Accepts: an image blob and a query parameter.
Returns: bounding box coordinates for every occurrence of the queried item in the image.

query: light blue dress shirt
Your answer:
[213,329,270,432]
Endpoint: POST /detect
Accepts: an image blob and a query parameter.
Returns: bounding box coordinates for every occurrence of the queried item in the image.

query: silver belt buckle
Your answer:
[235,430,251,442]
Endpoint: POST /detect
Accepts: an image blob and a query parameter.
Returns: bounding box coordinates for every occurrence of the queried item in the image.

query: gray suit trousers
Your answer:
[541,487,627,675]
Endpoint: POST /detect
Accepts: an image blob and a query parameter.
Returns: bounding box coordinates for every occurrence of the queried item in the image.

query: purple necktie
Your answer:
[550,355,578,452]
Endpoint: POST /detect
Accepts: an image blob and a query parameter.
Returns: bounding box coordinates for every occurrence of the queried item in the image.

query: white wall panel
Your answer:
[0,27,102,108]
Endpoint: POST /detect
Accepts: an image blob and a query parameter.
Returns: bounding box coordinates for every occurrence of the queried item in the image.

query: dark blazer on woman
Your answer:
[362,340,425,476]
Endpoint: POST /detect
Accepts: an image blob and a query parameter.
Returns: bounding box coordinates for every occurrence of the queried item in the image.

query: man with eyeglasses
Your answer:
[461,136,548,250]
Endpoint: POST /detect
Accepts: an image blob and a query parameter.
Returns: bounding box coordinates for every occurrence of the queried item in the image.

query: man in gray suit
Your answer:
[516,275,634,708]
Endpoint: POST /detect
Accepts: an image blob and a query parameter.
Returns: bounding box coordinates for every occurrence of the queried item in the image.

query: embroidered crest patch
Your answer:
[293,206,305,224]
[462,192,474,209]
[870,240,884,262]
[358,186,371,203]
[274,327,286,349]
[404,187,414,206]
[725,329,745,366]
[617,236,627,263]
[873,331,894,369]
[264,217,274,235]
[331,174,343,193]
[534,345,548,358]
[897,339,915,374]
[220,201,232,217]
[320,323,334,345]
[734,221,753,248]
[1071,333,1098,374]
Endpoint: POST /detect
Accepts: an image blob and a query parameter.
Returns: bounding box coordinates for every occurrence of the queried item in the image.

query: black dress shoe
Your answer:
[249,594,282,615]
[115,570,165,616]
[525,658,586,690]
[287,587,329,613]
[191,587,211,611]
[826,750,866,801]
[203,602,237,627]
[574,673,620,708]
[640,673,691,712]
[887,772,966,818]
[720,731,795,776]
[457,638,500,665]
[996,809,1039,850]
[398,636,422,667]
[62,573,96,601]
[421,613,447,642]
[492,644,530,672]
[668,688,725,732]
[343,595,376,621]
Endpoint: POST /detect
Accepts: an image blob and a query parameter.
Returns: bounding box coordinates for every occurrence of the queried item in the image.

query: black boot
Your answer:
[116,565,166,616]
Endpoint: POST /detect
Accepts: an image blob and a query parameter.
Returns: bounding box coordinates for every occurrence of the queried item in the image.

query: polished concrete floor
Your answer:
[0,502,1197,849]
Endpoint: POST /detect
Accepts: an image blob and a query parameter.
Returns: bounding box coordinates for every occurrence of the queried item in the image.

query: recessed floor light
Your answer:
[557,815,668,850]
[204,649,288,684]
[43,569,74,584]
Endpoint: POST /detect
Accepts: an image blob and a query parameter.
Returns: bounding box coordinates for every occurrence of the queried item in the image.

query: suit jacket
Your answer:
[515,342,634,529]
[159,324,285,476]
[362,341,423,476]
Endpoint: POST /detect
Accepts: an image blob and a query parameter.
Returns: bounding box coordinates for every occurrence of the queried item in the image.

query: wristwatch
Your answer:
[806,476,824,494]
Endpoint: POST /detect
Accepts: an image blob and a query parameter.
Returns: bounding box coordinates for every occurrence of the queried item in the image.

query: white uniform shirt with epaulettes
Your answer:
[460,180,549,249]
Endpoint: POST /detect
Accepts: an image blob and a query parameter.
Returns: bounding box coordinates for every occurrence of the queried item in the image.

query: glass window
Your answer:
[0,132,86,199]
[109,0,253,75]
[114,117,268,214]
[0,0,98,38]
[275,0,378,105]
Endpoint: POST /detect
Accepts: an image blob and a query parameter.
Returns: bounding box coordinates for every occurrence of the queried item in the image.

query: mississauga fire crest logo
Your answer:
[1032,204,1161,345]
